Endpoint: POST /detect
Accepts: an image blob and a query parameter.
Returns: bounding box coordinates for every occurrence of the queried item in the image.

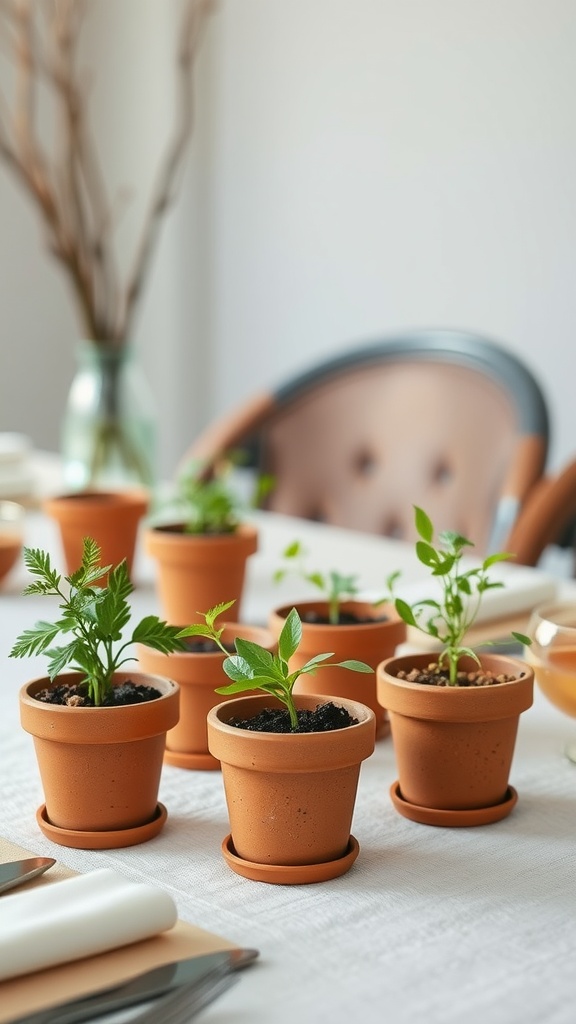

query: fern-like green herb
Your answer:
[178,601,372,730]
[394,506,532,685]
[10,537,187,706]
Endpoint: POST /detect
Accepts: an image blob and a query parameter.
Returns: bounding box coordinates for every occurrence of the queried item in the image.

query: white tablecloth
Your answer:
[2,511,576,1024]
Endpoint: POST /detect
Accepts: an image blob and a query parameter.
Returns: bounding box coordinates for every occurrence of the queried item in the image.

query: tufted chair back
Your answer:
[187,331,549,557]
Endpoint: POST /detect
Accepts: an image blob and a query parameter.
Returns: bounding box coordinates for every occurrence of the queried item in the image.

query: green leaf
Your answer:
[234,637,275,674]
[133,617,186,652]
[394,598,417,627]
[483,551,514,569]
[336,659,373,673]
[283,540,302,558]
[415,541,438,567]
[9,621,62,658]
[414,506,433,543]
[278,608,302,663]
[512,631,532,646]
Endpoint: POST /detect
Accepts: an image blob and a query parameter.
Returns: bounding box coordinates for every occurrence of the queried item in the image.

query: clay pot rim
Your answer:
[19,671,180,741]
[377,652,534,722]
[209,692,375,735]
[43,488,149,512]
[271,599,403,629]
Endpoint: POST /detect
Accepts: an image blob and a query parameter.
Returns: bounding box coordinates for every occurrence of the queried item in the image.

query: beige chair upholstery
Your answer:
[187,331,550,557]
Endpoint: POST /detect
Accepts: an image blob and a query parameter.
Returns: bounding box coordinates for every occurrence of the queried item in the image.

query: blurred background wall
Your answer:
[1,0,575,479]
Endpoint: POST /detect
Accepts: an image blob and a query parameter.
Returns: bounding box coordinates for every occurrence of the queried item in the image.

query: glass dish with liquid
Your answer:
[527,601,576,762]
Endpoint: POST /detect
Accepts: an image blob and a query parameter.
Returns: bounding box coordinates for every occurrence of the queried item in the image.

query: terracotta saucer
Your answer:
[36,803,168,849]
[389,781,518,827]
[164,748,220,771]
[221,833,360,884]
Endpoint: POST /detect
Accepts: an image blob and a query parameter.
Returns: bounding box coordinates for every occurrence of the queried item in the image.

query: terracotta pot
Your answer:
[136,622,276,769]
[43,489,149,579]
[269,601,405,739]
[0,499,24,585]
[377,652,534,826]
[144,522,258,623]
[207,693,375,884]
[19,671,179,848]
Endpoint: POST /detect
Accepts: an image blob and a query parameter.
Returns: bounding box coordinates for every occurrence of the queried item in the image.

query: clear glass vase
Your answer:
[61,340,157,491]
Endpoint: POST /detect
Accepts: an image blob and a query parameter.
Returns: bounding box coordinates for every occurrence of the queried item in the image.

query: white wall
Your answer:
[1,0,575,478]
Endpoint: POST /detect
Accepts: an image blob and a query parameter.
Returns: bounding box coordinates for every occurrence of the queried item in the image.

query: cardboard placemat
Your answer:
[0,838,235,1024]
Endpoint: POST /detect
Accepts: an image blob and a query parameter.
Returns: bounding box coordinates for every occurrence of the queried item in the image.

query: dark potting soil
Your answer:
[397,663,522,687]
[301,609,389,626]
[227,702,358,733]
[32,680,162,707]
[180,637,236,654]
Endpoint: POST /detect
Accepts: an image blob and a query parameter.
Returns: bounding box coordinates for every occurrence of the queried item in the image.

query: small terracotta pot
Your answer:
[43,489,149,579]
[207,693,375,883]
[136,622,276,769]
[377,652,534,825]
[269,601,405,739]
[144,522,258,623]
[0,499,25,585]
[19,671,179,846]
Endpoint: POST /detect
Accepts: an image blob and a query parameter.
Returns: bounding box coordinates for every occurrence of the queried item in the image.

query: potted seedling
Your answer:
[136,612,277,771]
[269,540,406,738]
[376,506,534,827]
[179,602,376,884]
[10,537,188,849]
[144,457,262,623]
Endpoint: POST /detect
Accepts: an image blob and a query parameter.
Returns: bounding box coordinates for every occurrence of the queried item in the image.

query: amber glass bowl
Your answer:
[527,601,576,761]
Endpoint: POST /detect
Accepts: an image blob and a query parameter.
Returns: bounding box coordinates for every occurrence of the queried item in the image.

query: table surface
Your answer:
[2,510,576,1024]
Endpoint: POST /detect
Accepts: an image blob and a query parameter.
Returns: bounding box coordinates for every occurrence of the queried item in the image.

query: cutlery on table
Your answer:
[0,858,56,895]
[10,947,259,1024]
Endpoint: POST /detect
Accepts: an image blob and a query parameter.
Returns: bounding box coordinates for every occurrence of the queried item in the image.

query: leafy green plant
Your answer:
[274,539,401,625]
[166,455,274,535]
[178,600,373,730]
[9,537,187,706]
[394,506,531,685]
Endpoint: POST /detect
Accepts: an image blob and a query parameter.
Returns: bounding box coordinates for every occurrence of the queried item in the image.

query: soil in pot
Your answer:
[397,662,520,687]
[227,701,358,733]
[31,679,163,707]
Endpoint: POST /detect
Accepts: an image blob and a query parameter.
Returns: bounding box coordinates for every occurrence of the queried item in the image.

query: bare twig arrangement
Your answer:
[0,0,212,344]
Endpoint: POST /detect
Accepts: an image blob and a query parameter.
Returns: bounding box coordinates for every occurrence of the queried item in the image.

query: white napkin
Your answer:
[0,868,178,981]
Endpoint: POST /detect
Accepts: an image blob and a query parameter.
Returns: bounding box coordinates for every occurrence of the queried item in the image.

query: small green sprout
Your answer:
[394,507,532,685]
[177,601,372,730]
[274,539,401,625]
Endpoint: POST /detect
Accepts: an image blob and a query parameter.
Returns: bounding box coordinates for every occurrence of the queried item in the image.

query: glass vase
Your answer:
[61,340,157,491]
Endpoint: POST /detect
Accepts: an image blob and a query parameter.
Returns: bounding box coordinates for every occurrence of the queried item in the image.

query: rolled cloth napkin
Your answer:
[0,868,178,981]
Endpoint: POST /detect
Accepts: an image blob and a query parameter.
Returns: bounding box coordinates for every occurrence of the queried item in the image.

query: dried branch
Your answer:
[0,0,212,344]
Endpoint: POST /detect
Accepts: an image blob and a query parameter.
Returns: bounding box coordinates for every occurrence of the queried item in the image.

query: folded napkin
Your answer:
[0,868,178,982]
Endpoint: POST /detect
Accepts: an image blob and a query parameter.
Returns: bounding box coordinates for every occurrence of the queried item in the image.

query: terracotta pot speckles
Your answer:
[136,623,276,770]
[144,522,258,624]
[19,671,179,847]
[269,601,405,739]
[43,489,149,579]
[377,652,534,826]
[207,693,375,883]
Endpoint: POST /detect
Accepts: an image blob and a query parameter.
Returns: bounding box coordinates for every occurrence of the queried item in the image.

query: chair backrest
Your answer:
[506,459,576,569]
[188,330,550,556]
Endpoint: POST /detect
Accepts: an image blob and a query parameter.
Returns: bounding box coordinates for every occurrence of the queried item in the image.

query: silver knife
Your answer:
[0,858,56,894]
[10,948,259,1024]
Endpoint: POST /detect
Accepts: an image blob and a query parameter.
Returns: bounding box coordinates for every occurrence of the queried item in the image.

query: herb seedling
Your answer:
[394,507,531,685]
[178,601,373,730]
[166,455,274,535]
[274,539,401,625]
[10,537,187,706]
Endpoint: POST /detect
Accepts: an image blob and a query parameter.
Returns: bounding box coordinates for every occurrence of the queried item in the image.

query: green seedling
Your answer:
[10,537,187,706]
[394,506,532,685]
[178,601,373,730]
[274,539,401,625]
